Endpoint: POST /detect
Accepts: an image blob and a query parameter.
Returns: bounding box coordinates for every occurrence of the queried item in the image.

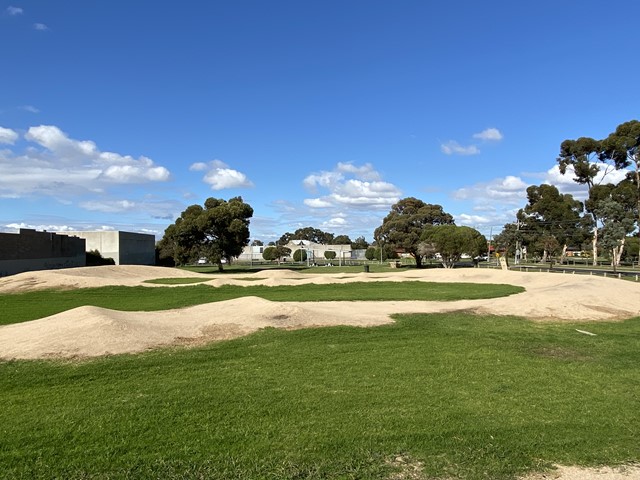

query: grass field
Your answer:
[1,282,638,479]
[0,281,523,326]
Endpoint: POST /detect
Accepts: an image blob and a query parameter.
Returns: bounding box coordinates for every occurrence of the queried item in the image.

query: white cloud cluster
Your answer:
[0,125,173,216]
[441,127,503,156]
[453,175,528,206]
[0,127,18,145]
[473,128,503,141]
[33,23,48,31]
[7,6,23,15]
[303,162,401,210]
[190,159,253,190]
[440,141,479,156]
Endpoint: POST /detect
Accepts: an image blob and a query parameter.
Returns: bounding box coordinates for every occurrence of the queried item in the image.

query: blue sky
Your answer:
[1,1,638,243]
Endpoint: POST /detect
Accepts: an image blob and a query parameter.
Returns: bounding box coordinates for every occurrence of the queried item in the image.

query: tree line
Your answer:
[494,120,639,267]
[157,120,638,270]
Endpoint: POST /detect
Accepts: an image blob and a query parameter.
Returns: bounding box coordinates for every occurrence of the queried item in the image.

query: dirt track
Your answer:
[1,265,639,479]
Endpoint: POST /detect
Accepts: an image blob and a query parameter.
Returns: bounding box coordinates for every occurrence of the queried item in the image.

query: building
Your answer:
[0,229,86,276]
[237,240,352,264]
[65,231,155,266]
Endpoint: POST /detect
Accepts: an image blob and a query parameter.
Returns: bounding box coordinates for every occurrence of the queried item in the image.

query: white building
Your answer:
[236,240,352,264]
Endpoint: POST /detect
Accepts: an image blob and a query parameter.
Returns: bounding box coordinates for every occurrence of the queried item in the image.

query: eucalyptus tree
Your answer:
[557,136,603,264]
[518,184,590,263]
[158,197,253,271]
[600,120,640,258]
[420,225,487,268]
[374,197,454,268]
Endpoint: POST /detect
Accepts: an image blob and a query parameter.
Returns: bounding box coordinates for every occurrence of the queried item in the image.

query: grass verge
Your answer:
[1,313,638,479]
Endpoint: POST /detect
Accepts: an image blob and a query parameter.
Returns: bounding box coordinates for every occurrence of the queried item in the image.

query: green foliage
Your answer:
[375,197,454,268]
[157,197,253,270]
[324,250,337,260]
[518,184,590,261]
[85,249,115,266]
[331,234,352,245]
[278,227,334,245]
[421,225,487,268]
[364,246,377,260]
[2,314,639,479]
[262,245,291,262]
[351,235,369,249]
[292,249,307,262]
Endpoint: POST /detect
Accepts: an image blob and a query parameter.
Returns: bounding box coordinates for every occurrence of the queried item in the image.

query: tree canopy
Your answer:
[157,196,253,271]
[421,225,487,268]
[517,184,589,262]
[374,197,454,268]
[278,227,334,245]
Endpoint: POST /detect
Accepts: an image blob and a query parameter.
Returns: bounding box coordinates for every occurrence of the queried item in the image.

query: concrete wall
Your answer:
[118,231,155,265]
[0,229,86,276]
[67,231,155,265]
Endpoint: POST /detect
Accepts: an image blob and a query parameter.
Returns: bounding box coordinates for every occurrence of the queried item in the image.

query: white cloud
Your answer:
[473,128,503,142]
[33,23,49,31]
[0,124,172,213]
[80,200,137,213]
[0,127,18,145]
[7,6,23,15]
[189,162,208,171]
[20,105,40,113]
[453,175,528,206]
[544,163,628,201]
[440,141,480,156]
[195,159,253,190]
[304,198,333,208]
[303,163,401,211]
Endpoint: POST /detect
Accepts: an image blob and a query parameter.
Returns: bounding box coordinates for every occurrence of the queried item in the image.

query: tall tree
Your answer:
[600,120,640,259]
[374,197,454,268]
[518,185,590,262]
[158,197,253,271]
[557,136,604,264]
[421,225,487,268]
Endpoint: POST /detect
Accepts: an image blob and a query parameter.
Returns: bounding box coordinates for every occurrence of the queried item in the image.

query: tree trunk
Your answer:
[560,244,568,264]
[414,254,423,268]
[541,249,548,263]
[591,230,598,266]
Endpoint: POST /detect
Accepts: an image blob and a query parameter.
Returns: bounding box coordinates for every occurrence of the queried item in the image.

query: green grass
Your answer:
[0,282,523,326]
[1,313,639,479]
[144,277,213,285]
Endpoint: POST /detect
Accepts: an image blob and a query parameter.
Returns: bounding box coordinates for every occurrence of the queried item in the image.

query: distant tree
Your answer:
[600,120,640,259]
[324,250,337,260]
[293,249,308,262]
[332,234,352,245]
[262,245,291,263]
[251,239,264,246]
[518,184,590,262]
[158,196,253,271]
[365,246,377,261]
[557,136,604,264]
[421,225,487,268]
[374,197,454,268]
[278,227,334,245]
[351,236,369,250]
[558,120,640,264]
[86,249,116,266]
